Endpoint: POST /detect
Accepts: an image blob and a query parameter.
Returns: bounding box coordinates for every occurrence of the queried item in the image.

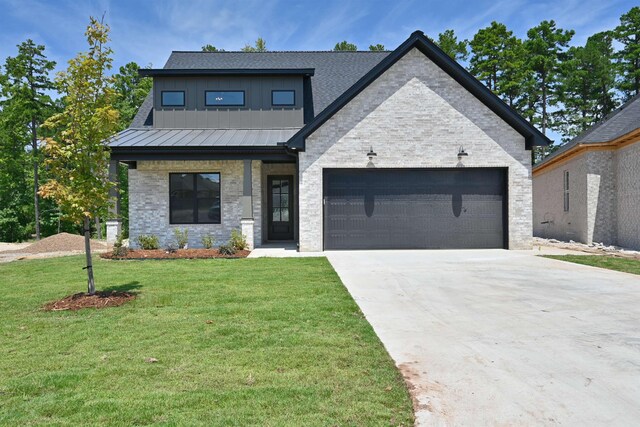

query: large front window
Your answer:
[170,173,221,224]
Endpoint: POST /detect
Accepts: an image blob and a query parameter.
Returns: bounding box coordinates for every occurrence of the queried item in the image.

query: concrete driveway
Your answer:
[326,250,640,426]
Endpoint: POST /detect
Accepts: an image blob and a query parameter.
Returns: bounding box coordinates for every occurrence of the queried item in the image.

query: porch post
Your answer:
[106,159,121,244]
[240,159,255,249]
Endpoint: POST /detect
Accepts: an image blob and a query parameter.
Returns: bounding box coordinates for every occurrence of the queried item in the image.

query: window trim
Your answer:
[169,172,222,225]
[271,90,296,106]
[204,90,246,107]
[161,90,186,107]
[563,170,570,212]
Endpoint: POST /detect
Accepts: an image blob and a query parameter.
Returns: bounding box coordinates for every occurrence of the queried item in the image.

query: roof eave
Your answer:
[140,68,315,77]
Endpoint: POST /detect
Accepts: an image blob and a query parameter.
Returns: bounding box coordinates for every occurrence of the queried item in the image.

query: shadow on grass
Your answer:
[102,281,143,294]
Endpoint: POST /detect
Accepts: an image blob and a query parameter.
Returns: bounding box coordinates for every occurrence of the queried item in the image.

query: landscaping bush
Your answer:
[229,228,248,250]
[173,228,189,249]
[112,234,129,257]
[201,235,214,249]
[218,243,237,256]
[136,234,159,250]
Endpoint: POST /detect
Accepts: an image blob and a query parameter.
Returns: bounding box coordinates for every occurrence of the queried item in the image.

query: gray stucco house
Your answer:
[106,31,549,251]
[533,94,640,249]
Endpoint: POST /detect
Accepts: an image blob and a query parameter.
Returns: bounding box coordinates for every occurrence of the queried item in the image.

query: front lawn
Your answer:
[0,256,413,426]
[544,255,640,275]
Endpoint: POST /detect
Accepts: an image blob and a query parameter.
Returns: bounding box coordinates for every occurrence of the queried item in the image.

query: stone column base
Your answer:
[240,219,255,250]
[106,219,122,244]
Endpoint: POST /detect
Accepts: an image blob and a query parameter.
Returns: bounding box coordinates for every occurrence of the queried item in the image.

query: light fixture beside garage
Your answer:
[457,146,469,159]
[367,146,377,161]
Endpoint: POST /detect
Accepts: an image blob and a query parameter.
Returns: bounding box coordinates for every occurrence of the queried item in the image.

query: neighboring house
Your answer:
[533,94,640,249]
[107,31,549,251]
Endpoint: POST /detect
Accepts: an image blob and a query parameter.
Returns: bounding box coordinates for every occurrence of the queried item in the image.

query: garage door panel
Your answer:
[324,168,506,249]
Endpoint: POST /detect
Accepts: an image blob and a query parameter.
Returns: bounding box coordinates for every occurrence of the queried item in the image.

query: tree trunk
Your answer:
[541,75,547,136]
[31,119,40,240]
[83,216,96,295]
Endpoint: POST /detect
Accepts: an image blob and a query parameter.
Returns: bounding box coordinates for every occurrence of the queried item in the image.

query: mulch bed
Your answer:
[101,248,250,260]
[43,291,136,311]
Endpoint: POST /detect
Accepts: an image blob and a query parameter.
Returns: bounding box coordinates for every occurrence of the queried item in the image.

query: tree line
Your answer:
[0,7,638,243]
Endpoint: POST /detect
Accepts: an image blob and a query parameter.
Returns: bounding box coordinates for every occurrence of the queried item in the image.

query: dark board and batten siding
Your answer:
[323,168,508,250]
[153,76,304,129]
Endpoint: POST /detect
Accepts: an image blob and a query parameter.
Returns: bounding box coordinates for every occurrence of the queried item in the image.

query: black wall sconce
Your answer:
[367,146,377,161]
[457,146,469,159]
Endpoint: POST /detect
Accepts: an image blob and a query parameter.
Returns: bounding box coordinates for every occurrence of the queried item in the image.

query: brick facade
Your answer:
[298,48,533,251]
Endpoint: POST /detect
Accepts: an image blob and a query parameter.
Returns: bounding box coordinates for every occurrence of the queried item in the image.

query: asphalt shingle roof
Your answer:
[129,51,390,129]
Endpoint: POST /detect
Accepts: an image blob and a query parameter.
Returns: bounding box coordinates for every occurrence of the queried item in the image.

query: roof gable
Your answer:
[287,31,550,151]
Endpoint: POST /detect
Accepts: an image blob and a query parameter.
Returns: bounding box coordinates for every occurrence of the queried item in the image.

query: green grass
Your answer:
[543,255,640,275]
[0,256,413,426]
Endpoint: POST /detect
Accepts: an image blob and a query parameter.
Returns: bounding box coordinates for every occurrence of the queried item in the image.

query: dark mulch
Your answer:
[100,248,250,260]
[43,291,136,311]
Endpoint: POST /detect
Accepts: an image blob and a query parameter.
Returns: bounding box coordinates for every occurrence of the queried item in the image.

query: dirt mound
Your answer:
[14,233,107,254]
[43,291,136,311]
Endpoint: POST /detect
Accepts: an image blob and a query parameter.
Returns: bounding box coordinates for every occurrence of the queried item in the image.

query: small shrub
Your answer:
[165,244,177,253]
[201,235,214,249]
[229,229,248,251]
[112,234,129,257]
[173,228,189,249]
[136,234,159,250]
[218,243,237,256]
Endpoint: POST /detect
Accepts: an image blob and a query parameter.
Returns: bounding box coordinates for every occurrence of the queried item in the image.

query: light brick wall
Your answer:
[129,160,262,248]
[533,157,588,242]
[616,142,640,249]
[298,48,532,251]
[586,151,617,245]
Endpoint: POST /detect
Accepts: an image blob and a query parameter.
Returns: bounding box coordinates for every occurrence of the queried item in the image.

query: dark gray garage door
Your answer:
[323,168,507,250]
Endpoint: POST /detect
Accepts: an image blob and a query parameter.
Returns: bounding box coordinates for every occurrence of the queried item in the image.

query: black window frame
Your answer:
[161,90,186,107]
[169,172,221,224]
[204,90,245,107]
[271,90,296,106]
[563,170,570,212]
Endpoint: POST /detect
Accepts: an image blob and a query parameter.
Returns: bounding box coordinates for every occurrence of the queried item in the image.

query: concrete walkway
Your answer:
[326,250,640,426]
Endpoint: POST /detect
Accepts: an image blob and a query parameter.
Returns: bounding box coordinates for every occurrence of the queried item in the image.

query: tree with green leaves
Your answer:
[614,6,640,99]
[41,17,119,294]
[202,44,224,52]
[112,62,152,130]
[241,38,267,52]
[469,22,520,91]
[1,40,56,240]
[435,29,468,61]
[556,32,617,140]
[524,20,574,136]
[334,41,357,51]
[369,44,385,51]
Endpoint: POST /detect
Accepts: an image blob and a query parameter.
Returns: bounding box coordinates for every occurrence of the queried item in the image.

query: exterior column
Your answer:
[240,159,255,249]
[106,159,121,244]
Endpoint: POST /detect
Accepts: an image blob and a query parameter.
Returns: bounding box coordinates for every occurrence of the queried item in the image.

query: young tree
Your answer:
[241,37,267,52]
[369,44,385,51]
[1,40,56,240]
[112,62,152,130]
[524,20,574,135]
[435,29,468,61]
[41,17,119,294]
[614,6,640,99]
[556,32,617,140]
[333,41,357,51]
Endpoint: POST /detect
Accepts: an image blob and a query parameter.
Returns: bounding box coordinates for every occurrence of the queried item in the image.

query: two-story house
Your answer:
[107,31,550,251]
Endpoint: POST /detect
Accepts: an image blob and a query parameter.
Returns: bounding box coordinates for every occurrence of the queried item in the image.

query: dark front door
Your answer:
[323,168,507,250]
[268,175,294,240]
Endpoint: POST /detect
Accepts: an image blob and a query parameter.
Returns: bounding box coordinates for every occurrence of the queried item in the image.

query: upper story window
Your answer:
[272,90,295,106]
[205,91,245,107]
[563,170,570,212]
[161,91,185,107]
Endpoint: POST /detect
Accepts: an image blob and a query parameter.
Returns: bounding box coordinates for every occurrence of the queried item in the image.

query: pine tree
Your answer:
[435,29,468,61]
[333,41,357,51]
[241,38,267,52]
[614,6,640,99]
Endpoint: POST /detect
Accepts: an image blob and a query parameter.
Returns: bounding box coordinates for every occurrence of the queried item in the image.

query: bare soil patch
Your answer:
[43,291,136,311]
[101,248,250,260]
[4,232,106,254]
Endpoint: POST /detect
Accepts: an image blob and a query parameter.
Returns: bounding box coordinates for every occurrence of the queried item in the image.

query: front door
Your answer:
[268,175,294,240]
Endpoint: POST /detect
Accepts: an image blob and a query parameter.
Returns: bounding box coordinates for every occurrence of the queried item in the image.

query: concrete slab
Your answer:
[248,243,323,258]
[326,250,640,426]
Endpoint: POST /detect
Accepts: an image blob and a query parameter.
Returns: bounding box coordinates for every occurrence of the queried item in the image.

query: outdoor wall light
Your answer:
[367,146,377,161]
[457,146,469,159]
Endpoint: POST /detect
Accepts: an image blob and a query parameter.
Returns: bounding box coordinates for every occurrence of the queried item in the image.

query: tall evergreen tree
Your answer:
[333,41,357,51]
[469,22,518,91]
[1,40,56,240]
[241,38,267,52]
[614,6,640,99]
[556,32,617,140]
[368,44,385,51]
[524,20,574,136]
[435,29,468,61]
[112,62,152,130]
[202,44,224,52]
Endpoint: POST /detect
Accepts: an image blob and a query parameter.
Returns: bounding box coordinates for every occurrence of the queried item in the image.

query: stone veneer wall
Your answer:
[616,142,640,249]
[129,160,261,248]
[297,48,532,251]
[533,156,588,243]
